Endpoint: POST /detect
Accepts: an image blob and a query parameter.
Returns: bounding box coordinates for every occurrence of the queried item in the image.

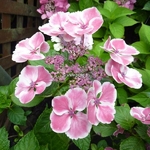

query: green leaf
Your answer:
[115,104,135,130]
[7,105,27,125]
[68,2,79,12]
[76,56,87,66]
[34,107,52,134]
[120,136,145,150]
[0,91,11,109]
[135,124,150,143]
[143,1,150,11]
[114,16,137,27]
[36,132,69,150]
[14,130,40,150]
[146,56,150,69]
[40,144,49,150]
[11,94,44,107]
[34,108,69,149]
[41,82,59,97]
[92,27,105,38]
[0,85,9,95]
[8,77,19,95]
[111,7,135,20]
[117,88,128,105]
[79,0,94,10]
[91,40,105,57]
[104,1,118,13]
[93,122,117,137]
[97,140,107,149]
[91,144,97,150]
[0,86,11,113]
[109,22,124,38]
[128,88,150,107]
[139,23,150,45]
[99,8,111,19]
[131,41,150,54]
[137,69,150,87]
[73,134,91,150]
[0,127,10,150]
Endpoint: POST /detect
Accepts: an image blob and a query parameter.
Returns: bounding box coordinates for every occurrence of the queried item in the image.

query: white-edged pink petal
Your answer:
[87,87,95,103]
[39,23,54,36]
[110,62,122,83]
[65,88,87,111]
[18,89,35,104]
[66,112,92,140]
[110,53,134,66]
[29,32,44,49]
[52,95,70,115]
[100,82,117,104]
[121,45,139,55]
[93,80,102,96]
[105,59,113,76]
[110,39,126,50]
[21,65,38,82]
[37,66,53,86]
[103,36,111,50]
[40,42,50,53]
[118,66,142,89]
[97,104,116,124]
[50,111,71,133]
[87,100,99,125]
[21,53,45,60]
[35,81,47,94]
[130,107,144,121]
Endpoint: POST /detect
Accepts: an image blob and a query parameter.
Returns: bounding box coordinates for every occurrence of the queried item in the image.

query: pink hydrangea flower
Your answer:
[50,88,92,139]
[37,0,70,19]
[39,12,71,38]
[130,107,150,124]
[105,59,142,89]
[114,0,136,10]
[15,65,53,104]
[12,32,49,63]
[39,7,103,42]
[113,124,124,137]
[87,80,117,125]
[63,7,103,37]
[102,36,139,66]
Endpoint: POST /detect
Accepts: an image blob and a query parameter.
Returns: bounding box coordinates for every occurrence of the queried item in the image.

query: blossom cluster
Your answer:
[37,0,70,19]
[114,0,136,10]
[50,80,117,139]
[103,36,142,89]
[11,3,147,142]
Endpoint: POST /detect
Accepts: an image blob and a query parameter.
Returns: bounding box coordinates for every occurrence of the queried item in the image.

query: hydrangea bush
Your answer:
[1,0,150,149]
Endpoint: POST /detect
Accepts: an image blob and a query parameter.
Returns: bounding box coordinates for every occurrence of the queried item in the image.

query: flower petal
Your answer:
[118,66,142,89]
[110,53,134,65]
[66,112,92,140]
[37,66,53,86]
[52,95,70,115]
[40,42,50,53]
[35,81,47,94]
[99,82,117,104]
[65,88,87,111]
[130,107,144,121]
[29,32,44,49]
[97,104,116,124]
[18,89,35,104]
[21,65,38,82]
[110,39,126,50]
[93,80,102,97]
[87,100,99,125]
[50,111,71,133]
